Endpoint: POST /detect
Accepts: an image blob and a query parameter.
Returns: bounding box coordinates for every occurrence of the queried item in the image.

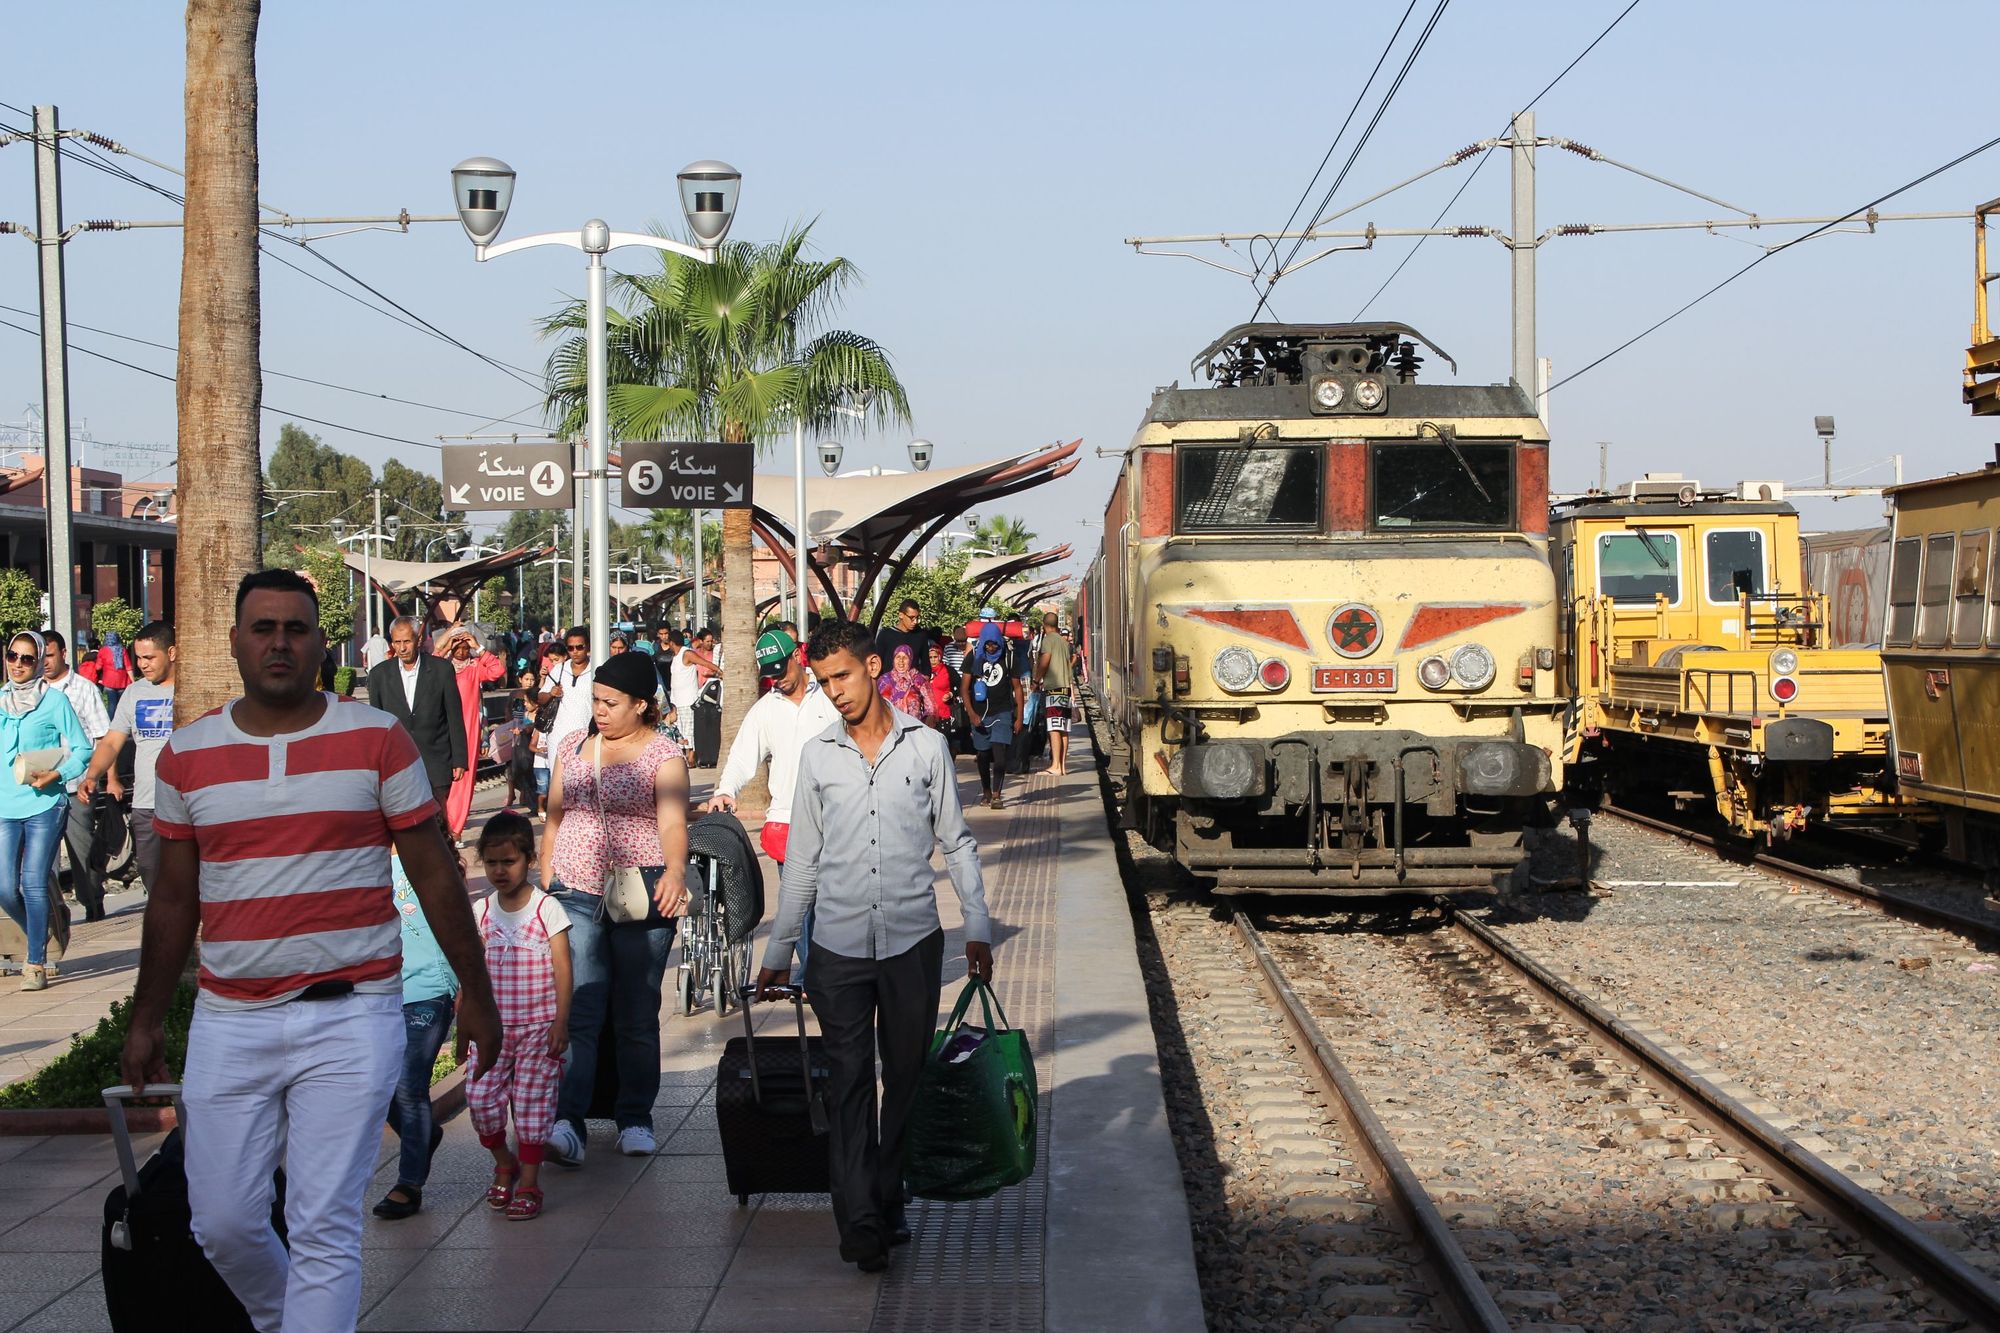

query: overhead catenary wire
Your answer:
[1,114,550,393]
[1546,128,2000,395]
[0,300,542,428]
[1355,0,1644,318]
[1251,0,1451,322]
[0,315,445,453]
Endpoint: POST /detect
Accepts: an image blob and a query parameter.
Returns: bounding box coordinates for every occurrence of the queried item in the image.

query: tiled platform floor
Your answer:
[0,743,1202,1332]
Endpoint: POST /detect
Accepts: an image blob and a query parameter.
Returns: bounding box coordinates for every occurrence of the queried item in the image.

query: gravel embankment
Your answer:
[1489,816,2000,1270]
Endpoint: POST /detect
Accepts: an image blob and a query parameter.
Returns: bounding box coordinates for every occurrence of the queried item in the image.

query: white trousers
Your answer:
[183,990,404,1333]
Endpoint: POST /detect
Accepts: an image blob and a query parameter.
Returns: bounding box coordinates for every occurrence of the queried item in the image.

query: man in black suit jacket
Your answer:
[365,616,466,813]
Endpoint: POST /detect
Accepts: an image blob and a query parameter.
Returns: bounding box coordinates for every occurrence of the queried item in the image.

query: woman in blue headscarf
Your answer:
[0,630,90,990]
[957,622,1021,809]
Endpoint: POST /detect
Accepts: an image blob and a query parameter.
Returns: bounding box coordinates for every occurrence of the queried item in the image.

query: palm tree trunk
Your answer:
[175,0,262,725]
[719,502,767,810]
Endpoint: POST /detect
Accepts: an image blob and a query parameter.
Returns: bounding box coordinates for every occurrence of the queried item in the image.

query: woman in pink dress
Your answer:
[441,626,505,838]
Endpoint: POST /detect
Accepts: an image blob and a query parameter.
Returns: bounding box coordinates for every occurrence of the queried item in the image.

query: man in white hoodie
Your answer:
[702,629,839,977]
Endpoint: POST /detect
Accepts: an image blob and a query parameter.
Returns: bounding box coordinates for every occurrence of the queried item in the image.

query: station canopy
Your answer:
[343,540,552,628]
[747,440,1080,627]
[963,545,1073,604]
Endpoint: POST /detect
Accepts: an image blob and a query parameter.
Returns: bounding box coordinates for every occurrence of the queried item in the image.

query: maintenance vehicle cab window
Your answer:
[1953,529,1989,646]
[1368,441,1513,530]
[1597,530,1681,604]
[1887,536,1920,647]
[1916,532,1955,649]
[1175,445,1323,533]
[1703,529,1766,604]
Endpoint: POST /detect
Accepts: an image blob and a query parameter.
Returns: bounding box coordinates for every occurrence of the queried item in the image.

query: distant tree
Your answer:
[262,422,371,559]
[295,544,355,646]
[0,568,42,640]
[478,576,514,630]
[379,458,463,560]
[974,514,1035,556]
[90,598,144,646]
[881,548,979,635]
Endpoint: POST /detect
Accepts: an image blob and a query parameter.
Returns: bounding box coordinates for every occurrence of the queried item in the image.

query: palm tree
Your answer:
[541,222,910,786]
[175,0,263,722]
[975,514,1036,556]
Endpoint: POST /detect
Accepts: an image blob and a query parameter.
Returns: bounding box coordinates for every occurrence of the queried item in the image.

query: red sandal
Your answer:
[486,1166,519,1211]
[505,1186,543,1221]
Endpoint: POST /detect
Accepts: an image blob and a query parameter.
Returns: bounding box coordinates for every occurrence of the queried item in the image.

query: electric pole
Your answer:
[1511,111,1536,398]
[31,106,76,643]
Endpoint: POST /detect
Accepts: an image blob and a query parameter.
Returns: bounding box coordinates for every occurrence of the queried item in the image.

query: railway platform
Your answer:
[0,761,1205,1332]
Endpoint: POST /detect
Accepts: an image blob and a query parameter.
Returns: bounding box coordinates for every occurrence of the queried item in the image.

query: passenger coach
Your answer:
[1096,322,1564,895]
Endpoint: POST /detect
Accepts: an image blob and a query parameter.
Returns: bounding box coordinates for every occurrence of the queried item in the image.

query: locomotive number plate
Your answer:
[1312,665,1398,692]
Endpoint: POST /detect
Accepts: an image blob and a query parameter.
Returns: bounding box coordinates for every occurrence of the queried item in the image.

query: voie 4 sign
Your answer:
[440,442,574,511]
[619,441,754,509]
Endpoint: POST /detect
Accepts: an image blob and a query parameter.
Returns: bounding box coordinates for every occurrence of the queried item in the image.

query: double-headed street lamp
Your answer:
[450,156,741,664]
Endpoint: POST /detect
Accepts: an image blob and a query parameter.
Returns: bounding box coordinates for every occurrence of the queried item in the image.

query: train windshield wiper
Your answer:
[1634,527,1671,569]
[1419,422,1491,505]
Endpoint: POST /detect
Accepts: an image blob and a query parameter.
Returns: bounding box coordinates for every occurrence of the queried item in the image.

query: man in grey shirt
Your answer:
[757,619,994,1273]
[80,621,176,897]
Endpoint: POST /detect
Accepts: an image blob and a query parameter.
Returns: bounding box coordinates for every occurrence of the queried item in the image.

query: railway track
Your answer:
[1239,904,2000,1328]
[1597,803,2000,951]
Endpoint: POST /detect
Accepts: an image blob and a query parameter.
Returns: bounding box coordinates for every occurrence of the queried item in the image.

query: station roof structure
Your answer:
[748,440,1081,627]
[343,541,552,625]
[993,573,1071,613]
[962,545,1073,605]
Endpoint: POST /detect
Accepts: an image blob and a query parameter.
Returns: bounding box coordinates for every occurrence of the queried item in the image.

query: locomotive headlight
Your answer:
[1212,645,1258,692]
[1769,648,1800,676]
[1417,655,1452,690]
[1259,658,1292,690]
[1450,643,1497,690]
[1352,376,1385,410]
[1311,376,1345,410]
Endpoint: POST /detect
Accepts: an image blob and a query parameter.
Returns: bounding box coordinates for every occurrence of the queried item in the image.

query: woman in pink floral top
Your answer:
[537,650,690,1163]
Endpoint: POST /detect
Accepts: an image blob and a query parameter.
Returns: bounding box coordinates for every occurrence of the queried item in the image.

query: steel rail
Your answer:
[1440,902,2000,1329]
[1233,912,1512,1333]
[1598,803,2000,950]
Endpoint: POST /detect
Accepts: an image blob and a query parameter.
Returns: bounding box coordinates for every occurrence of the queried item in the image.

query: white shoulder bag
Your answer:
[592,734,654,924]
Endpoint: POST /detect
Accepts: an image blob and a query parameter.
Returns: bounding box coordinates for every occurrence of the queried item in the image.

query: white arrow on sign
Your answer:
[629,459,664,496]
[448,483,470,505]
[722,481,744,504]
[529,460,565,496]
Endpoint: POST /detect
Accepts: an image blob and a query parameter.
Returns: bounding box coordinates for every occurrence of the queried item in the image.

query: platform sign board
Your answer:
[620,441,753,509]
[441,442,574,511]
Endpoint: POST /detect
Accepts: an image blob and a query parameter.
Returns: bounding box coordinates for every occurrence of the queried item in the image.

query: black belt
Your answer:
[295,980,354,1002]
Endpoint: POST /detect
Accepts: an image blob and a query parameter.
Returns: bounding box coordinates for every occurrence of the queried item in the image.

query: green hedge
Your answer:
[0,983,196,1110]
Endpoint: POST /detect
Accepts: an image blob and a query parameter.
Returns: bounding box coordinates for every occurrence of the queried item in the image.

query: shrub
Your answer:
[0,567,42,641]
[0,983,196,1110]
[91,597,144,647]
[334,665,357,697]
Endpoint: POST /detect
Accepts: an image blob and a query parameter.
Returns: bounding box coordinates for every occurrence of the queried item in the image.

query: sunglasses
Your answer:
[566,643,589,652]
[4,650,36,665]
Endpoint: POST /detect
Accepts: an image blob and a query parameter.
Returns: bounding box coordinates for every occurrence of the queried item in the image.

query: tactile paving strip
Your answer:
[873,778,1061,1331]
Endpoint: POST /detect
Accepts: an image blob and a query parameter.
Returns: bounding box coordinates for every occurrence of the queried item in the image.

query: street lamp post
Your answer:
[451,157,740,664]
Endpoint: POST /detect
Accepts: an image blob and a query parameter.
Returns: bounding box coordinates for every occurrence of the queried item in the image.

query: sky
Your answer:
[3,0,1997,586]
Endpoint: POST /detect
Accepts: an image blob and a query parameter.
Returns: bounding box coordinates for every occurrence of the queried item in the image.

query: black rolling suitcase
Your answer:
[100,1085,286,1333]
[715,985,831,1205]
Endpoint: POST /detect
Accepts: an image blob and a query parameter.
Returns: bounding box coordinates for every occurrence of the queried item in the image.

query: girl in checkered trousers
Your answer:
[458,812,572,1221]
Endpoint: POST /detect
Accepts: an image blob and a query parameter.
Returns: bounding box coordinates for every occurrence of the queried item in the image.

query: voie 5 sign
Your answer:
[619,441,754,509]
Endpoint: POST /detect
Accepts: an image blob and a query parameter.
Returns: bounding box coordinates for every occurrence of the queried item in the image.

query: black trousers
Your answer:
[693,698,721,768]
[805,929,944,1250]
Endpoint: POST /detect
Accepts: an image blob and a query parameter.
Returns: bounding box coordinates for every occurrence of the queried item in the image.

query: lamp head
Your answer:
[676,160,741,252]
[384,515,402,540]
[817,441,844,476]
[329,518,349,541]
[450,157,516,251]
[1813,415,1836,439]
[907,438,934,472]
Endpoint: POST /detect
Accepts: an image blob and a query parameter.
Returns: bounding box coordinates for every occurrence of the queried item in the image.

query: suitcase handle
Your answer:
[733,986,828,1135]
[101,1084,184,1208]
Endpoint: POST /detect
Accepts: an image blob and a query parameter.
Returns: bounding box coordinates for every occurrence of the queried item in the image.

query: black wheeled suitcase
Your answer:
[100,1085,286,1333]
[715,985,831,1205]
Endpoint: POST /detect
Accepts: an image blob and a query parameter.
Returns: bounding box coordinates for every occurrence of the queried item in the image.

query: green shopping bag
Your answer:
[904,978,1038,1201]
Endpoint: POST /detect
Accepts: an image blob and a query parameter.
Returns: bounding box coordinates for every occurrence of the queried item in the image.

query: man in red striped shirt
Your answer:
[121,569,501,1333]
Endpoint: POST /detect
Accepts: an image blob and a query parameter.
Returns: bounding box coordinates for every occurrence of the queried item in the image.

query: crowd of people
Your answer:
[0,571,1078,1327]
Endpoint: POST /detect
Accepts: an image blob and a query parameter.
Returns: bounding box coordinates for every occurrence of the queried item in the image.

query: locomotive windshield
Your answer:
[1369,442,1513,530]
[1176,445,1322,532]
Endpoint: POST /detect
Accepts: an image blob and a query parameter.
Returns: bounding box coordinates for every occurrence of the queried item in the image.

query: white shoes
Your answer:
[545,1121,586,1166]
[617,1126,657,1156]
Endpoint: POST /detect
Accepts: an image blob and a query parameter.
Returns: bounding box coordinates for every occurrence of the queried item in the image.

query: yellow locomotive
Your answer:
[1880,461,2000,873]
[1092,322,1565,895]
[1552,478,1905,840]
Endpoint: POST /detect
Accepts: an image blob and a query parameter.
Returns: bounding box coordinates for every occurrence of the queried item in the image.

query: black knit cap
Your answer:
[593,648,660,703]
